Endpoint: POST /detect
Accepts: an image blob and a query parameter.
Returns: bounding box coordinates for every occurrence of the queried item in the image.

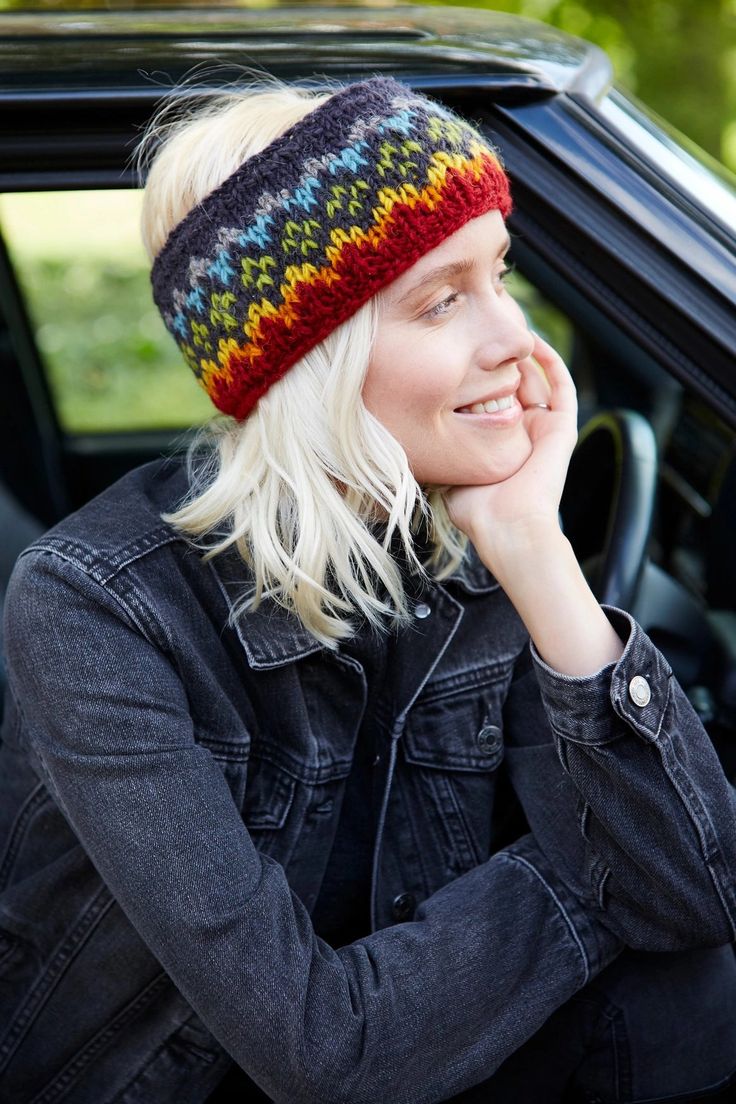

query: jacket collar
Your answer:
[210,541,498,670]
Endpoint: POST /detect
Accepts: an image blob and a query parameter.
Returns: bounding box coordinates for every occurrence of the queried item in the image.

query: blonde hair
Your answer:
[138,72,466,646]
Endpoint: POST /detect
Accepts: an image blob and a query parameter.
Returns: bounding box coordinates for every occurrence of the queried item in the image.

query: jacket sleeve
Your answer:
[503,606,736,952]
[3,548,623,1104]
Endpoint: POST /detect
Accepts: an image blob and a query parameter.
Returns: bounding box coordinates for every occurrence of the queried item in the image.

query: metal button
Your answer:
[372,753,381,767]
[391,892,416,922]
[629,675,651,708]
[476,724,501,753]
[414,602,431,620]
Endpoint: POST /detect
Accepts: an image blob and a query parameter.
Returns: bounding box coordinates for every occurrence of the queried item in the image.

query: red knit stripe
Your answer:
[212,155,511,418]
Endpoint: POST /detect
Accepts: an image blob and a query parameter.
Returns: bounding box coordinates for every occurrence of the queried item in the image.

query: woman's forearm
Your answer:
[474,521,623,677]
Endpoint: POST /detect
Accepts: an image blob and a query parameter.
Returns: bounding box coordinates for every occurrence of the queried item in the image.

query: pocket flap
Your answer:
[403,669,507,771]
[243,757,296,829]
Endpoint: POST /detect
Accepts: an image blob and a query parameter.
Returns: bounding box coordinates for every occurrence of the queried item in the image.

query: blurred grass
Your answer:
[0,190,213,433]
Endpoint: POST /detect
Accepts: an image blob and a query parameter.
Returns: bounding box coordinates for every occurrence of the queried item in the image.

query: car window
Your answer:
[0,190,575,438]
[0,190,213,434]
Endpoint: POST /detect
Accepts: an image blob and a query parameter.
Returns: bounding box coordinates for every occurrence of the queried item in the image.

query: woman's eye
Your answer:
[496,263,515,288]
[425,292,459,319]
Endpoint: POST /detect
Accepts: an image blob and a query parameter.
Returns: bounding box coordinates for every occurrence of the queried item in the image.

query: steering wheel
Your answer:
[560,410,658,612]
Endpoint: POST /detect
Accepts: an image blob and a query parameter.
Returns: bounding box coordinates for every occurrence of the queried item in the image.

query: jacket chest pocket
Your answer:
[242,755,297,837]
[400,665,511,880]
[198,727,298,863]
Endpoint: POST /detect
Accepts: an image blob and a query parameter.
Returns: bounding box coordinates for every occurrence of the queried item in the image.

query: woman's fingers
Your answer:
[517,341,551,409]
[527,333,577,416]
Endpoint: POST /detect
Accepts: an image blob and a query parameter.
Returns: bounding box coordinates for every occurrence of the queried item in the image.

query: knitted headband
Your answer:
[150,75,512,420]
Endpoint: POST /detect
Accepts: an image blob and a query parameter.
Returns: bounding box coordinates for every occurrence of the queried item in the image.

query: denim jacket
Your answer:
[1,458,735,1104]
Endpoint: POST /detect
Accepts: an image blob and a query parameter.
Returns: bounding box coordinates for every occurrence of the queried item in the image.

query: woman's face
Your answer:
[363,209,536,487]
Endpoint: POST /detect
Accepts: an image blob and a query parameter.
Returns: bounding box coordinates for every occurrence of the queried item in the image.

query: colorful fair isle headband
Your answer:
[150,75,512,420]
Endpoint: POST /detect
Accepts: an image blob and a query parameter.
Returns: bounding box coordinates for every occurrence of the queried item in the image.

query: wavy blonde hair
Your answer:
[138,72,466,646]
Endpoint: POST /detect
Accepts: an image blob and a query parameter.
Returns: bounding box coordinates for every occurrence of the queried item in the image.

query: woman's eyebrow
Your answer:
[395,234,512,305]
[396,258,474,304]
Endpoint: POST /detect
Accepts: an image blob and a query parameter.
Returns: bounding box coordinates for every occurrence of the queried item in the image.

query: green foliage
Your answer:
[421,0,736,171]
[17,254,212,433]
[1,189,213,433]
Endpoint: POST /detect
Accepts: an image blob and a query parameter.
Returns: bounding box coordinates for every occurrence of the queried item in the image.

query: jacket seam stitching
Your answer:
[0,888,115,1073]
[19,546,160,650]
[20,528,182,587]
[497,850,590,985]
[0,782,49,894]
[28,973,173,1104]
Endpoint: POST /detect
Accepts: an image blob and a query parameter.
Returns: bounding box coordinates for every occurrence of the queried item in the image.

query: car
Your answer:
[2,4,735,771]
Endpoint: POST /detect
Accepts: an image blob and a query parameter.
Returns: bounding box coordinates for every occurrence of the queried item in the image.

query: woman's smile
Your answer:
[454,395,523,426]
[454,375,523,423]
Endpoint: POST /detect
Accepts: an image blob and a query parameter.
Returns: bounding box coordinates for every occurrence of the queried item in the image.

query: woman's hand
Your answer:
[444,333,578,562]
[444,334,623,677]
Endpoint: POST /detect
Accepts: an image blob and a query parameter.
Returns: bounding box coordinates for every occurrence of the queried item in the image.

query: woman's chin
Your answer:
[458,436,534,487]
[412,428,534,487]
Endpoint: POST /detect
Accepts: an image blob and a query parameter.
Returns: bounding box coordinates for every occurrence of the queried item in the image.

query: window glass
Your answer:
[505,268,574,367]
[0,190,213,434]
[600,89,736,244]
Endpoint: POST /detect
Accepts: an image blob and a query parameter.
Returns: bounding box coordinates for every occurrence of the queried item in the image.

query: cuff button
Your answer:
[629,675,651,708]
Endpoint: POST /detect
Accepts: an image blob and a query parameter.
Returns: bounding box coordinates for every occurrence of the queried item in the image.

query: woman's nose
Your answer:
[476,296,534,371]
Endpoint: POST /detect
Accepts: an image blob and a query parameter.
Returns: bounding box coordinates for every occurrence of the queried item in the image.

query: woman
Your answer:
[1,74,735,1104]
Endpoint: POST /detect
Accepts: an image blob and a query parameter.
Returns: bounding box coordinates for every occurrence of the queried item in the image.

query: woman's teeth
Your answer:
[462,395,516,414]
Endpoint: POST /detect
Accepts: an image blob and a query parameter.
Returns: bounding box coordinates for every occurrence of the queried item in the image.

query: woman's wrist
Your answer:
[470,516,566,580]
[473,524,624,678]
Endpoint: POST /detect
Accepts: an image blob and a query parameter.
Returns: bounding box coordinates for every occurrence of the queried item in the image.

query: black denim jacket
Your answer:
[1,459,735,1104]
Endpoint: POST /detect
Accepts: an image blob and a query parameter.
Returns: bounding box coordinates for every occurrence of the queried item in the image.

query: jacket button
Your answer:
[391,892,416,921]
[414,602,431,619]
[476,724,501,752]
[629,675,651,708]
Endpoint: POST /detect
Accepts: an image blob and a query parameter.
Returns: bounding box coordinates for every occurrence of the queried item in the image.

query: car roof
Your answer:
[0,5,612,100]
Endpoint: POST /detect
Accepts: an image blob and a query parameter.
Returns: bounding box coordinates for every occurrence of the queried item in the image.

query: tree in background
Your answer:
[426,0,736,171]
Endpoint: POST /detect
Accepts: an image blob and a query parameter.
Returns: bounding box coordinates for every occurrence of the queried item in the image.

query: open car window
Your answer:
[0,187,577,438]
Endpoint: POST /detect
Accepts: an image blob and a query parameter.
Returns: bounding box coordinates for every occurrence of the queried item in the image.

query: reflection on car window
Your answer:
[0,190,212,434]
[600,90,736,243]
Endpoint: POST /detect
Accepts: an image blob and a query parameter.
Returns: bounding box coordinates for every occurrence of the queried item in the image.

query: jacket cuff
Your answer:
[530,607,673,745]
